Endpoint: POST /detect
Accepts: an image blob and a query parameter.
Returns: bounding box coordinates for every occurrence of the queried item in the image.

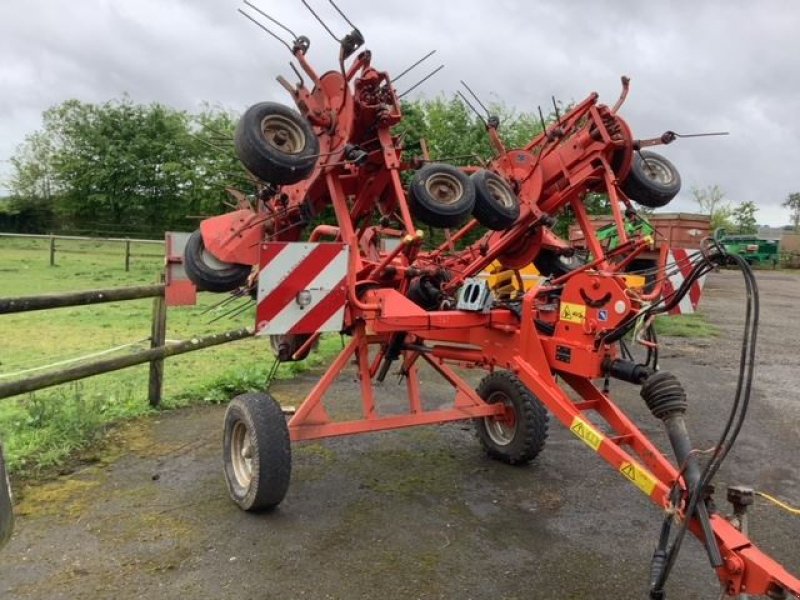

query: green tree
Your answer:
[8,98,246,236]
[396,96,543,165]
[692,184,732,231]
[784,192,800,232]
[732,200,758,234]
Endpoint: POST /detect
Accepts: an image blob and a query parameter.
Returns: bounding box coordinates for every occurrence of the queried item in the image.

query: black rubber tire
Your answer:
[474,370,549,465]
[470,170,520,230]
[0,443,13,550]
[533,249,585,278]
[621,151,681,209]
[269,334,315,362]
[235,102,319,185]
[183,229,251,293]
[223,392,291,511]
[409,163,476,228]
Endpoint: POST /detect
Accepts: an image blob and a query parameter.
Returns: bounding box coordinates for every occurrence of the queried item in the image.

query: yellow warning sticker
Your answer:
[560,302,586,324]
[569,416,604,451]
[619,461,657,496]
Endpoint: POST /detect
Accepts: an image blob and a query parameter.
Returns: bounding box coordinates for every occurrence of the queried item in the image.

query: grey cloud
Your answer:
[1,0,798,224]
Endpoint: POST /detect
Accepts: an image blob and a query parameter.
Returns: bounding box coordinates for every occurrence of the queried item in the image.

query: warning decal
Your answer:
[619,461,657,496]
[569,416,604,451]
[560,302,586,324]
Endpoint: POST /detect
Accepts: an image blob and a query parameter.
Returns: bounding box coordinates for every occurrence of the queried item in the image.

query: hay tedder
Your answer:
[181,3,799,598]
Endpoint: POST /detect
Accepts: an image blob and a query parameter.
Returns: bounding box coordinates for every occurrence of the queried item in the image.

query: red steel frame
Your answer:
[198,32,800,598]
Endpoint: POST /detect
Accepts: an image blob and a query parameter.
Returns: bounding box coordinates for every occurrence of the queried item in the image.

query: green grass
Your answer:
[0,237,340,474]
[655,313,718,338]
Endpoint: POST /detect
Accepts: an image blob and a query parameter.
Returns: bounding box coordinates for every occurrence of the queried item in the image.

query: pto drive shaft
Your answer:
[640,372,723,568]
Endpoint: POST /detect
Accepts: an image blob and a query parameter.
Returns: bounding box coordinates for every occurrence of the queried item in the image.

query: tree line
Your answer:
[6,95,795,240]
[0,96,598,239]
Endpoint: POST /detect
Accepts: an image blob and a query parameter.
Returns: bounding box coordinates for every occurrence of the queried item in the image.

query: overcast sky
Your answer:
[1,0,798,225]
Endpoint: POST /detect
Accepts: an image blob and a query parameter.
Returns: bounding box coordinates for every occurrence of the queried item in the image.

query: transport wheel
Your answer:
[269,334,315,362]
[470,169,520,230]
[621,150,681,208]
[235,102,319,185]
[223,392,291,511]
[409,163,476,228]
[0,443,13,550]
[533,249,585,278]
[183,229,251,293]
[475,370,549,465]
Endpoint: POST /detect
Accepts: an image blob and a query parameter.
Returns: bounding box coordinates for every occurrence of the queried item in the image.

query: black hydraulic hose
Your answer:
[650,255,759,596]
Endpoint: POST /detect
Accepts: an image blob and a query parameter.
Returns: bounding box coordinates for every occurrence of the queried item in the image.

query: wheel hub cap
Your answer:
[261,115,306,155]
[425,173,463,205]
[231,421,254,487]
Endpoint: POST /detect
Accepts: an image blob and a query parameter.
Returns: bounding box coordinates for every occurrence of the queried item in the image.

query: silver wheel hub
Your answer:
[425,173,463,206]
[641,156,673,185]
[261,115,306,155]
[231,421,254,488]
[486,178,515,209]
[484,392,517,446]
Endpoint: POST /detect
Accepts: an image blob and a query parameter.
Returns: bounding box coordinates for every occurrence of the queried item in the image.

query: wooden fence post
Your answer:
[148,275,168,407]
[49,235,56,267]
[124,239,131,272]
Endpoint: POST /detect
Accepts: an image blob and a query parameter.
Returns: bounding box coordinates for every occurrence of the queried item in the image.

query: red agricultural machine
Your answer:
[182,3,799,598]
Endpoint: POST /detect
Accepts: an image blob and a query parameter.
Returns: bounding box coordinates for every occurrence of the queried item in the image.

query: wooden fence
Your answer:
[0,281,253,406]
[0,232,164,271]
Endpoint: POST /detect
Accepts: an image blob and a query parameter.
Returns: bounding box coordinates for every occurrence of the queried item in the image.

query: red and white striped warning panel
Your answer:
[662,248,706,316]
[256,242,349,336]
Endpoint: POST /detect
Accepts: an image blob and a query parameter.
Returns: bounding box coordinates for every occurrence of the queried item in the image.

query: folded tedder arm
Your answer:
[185,5,799,598]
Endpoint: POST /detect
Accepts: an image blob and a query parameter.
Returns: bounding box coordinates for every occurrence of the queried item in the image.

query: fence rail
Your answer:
[0,232,164,271]
[0,281,253,406]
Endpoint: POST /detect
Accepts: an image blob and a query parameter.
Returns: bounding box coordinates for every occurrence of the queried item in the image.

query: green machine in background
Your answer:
[716,229,780,267]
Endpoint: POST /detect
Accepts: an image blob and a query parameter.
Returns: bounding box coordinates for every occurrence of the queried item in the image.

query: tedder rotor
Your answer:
[182,3,800,598]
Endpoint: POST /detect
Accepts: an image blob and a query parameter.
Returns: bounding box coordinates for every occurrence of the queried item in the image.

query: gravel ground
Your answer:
[1,270,798,600]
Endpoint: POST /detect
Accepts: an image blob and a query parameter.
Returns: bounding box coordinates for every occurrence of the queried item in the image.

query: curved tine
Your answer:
[300,0,341,42]
[242,0,299,39]
[327,0,359,32]
[397,64,444,99]
[456,91,488,128]
[237,9,293,53]
[460,80,490,116]
[392,50,436,84]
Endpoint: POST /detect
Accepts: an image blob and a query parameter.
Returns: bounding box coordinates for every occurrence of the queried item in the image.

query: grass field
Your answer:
[0,236,340,474]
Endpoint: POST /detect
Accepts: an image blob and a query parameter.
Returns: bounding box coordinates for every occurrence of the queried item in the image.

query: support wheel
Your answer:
[235,102,319,185]
[223,392,291,511]
[409,163,476,228]
[621,151,681,208]
[475,370,548,465]
[533,249,585,278]
[471,169,520,230]
[184,230,251,293]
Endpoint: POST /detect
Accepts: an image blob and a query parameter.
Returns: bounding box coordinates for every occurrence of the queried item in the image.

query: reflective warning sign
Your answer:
[569,416,604,451]
[560,302,586,324]
[619,461,657,496]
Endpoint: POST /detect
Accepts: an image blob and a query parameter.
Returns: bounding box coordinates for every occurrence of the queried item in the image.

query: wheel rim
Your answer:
[201,247,234,272]
[483,391,517,446]
[230,421,254,488]
[486,177,516,209]
[261,114,306,155]
[640,156,673,185]
[425,172,464,206]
